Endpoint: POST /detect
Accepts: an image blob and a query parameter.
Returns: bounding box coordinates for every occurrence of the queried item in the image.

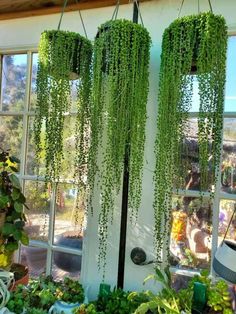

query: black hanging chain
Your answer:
[133,0,144,26]
[208,0,213,13]
[57,0,88,38]
[111,0,120,20]
[75,0,88,38]
[178,0,213,18]
[178,0,185,18]
[57,0,68,30]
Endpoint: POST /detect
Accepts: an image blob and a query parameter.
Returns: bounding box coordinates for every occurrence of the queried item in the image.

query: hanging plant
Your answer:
[89,19,151,271]
[153,12,227,262]
[34,30,92,186]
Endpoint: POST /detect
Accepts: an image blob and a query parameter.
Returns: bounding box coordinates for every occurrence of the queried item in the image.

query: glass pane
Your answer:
[20,245,47,277]
[218,200,236,243]
[170,196,212,270]
[52,251,81,280]
[1,54,27,111]
[25,117,45,176]
[26,116,76,179]
[0,115,23,160]
[70,79,79,112]
[29,53,38,110]
[54,184,84,243]
[221,118,236,194]
[174,118,212,192]
[225,36,236,112]
[24,181,50,241]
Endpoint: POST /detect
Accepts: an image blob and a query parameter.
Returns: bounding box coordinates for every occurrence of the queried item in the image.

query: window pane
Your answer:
[20,245,47,278]
[225,36,236,112]
[221,118,236,194]
[24,181,50,241]
[0,115,23,159]
[26,116,76,179]
[52,251,81,280]
[1,54,27,111]
[26,117,45,176]
[170,196,212,270]
[53,184,84,245]
[29,53,38,110]
[174,118,212,192]
[218,200,236,243]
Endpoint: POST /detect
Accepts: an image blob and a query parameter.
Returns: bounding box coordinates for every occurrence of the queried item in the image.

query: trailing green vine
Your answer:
[153,13,227,262]
[34,30,92,189]
[89,19,151,272]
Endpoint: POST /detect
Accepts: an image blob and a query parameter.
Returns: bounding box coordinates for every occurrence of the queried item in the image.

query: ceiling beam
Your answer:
[0,0,150,21]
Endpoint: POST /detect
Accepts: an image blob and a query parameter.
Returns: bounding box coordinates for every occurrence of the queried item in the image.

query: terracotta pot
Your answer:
[10,263,29,291]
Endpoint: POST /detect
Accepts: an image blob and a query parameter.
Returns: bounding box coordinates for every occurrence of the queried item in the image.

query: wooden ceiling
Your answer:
[0,0,150,20]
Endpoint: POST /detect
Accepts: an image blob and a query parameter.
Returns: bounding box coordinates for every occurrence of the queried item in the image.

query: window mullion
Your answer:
[210,118,225,277]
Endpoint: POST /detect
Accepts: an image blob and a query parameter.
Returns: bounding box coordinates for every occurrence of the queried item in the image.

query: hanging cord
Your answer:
[57,0,68,30]
[133,0,144,27]
[222,203,236,244]
[178,0,185,18]
[111,0,120,20]
[178,0,213,18]
[208,0,213,12]
[75,0,88,38]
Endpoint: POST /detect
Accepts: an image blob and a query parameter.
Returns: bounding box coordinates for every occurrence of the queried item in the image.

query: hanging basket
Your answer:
[213,205,236,283]
[38,30,90,80]
[213,240,236,283]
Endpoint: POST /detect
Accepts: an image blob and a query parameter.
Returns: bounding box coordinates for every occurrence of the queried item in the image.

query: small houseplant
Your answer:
[89,19,151,272]
[153,12,227,262]
[0,148,29,268]
[34,30,92,186]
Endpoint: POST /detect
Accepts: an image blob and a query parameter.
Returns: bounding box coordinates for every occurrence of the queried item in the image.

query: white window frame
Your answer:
[170,32,236,279]
[0,47,84,277]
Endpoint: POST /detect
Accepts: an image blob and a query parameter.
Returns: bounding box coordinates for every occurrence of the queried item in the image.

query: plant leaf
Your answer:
[9,174,21,189]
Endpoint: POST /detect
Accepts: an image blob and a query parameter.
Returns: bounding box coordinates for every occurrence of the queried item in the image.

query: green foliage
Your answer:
[76,288,146,314]
[55,276,84,304]
[189,270,233,313]
[89,19,151,272]
[134,268,233,314]
[34,30,92,189]
[153,12,228,262]
[74,303,97,314]
[0,148,29,267]
[7,275,84,312]
[134,267,192,314]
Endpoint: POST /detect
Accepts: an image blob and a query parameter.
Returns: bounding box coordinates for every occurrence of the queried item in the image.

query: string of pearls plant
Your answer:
[34,30,92,190]
[153,12,227,262]
[89,19,151,272]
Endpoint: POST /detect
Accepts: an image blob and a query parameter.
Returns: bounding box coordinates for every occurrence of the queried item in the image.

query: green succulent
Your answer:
[89,18,151,273]
[34,29,92,190]
[153,12,227,262]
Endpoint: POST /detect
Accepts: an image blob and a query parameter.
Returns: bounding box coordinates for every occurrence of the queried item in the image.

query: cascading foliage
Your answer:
[34,30,92,187]
[153,12,227,262]
[89,19,151,270]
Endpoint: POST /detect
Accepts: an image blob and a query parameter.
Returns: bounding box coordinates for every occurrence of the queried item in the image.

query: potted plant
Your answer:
[0,148,29,268]
[88,19,151,272]
[34,30,92,186]
[153,12,228,262]
[49,277,84,313]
